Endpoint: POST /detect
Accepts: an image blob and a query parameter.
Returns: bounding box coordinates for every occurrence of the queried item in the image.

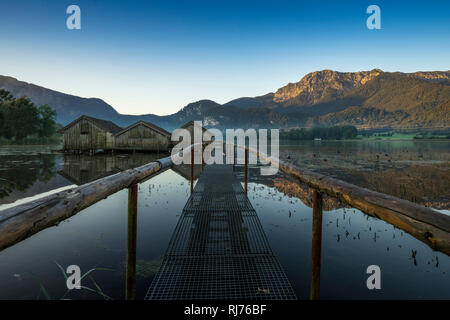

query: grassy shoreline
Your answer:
[356,133,450,141]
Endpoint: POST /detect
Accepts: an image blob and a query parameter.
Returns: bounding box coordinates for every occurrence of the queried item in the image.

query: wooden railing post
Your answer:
[126,183,138,300]
[233,144,236,171]
[190,147,194,194]
[310,189,323,300]
[202,143,205,169]
[244,147,248,194]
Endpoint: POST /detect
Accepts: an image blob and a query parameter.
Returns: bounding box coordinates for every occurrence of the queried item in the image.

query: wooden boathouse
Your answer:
[59,115,173,153]
[59,115,122,152]
[114,120,171,152]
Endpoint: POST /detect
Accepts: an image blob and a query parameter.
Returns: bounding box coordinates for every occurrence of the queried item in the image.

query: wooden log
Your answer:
[310,190,323,300]
[125,184,138,300]
[0,160,166,252]
[278,160,450,255]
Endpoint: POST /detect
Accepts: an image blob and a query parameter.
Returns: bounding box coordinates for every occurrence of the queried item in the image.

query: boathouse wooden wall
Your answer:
[115,123,170,152]
[62,118,115,151]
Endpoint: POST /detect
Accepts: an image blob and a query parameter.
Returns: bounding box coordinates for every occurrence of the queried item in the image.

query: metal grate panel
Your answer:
[146,255,296,300]
[145,164,296,300]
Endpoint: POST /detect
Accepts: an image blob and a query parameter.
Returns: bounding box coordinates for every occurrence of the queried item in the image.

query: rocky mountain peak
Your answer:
[409,71,450,85]
[273,69,383,105]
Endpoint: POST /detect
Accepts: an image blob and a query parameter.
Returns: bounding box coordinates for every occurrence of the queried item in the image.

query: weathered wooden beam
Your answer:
[0,157,172,252]
[310,190,323,300]
[278,160,450,255]
[125,184,138,300]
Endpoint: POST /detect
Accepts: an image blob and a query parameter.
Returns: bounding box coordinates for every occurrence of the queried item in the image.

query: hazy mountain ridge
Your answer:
[0,75,172,128]
[1,69,449,131]
[0,76,119,124]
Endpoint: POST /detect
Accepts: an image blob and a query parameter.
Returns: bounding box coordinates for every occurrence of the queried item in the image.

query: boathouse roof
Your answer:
[114,120,171,138]
[59,115,123,134]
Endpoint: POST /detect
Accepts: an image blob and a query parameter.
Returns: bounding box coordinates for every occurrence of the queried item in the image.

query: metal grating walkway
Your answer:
[145,164,296,300]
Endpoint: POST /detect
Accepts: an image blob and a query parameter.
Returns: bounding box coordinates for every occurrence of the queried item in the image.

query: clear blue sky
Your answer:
[0,0,449,115]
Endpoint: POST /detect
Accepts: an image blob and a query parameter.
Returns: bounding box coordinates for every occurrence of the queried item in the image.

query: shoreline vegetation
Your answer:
[357,132,450,141]
[0,89,60,146]
[280,125,358,140]
[280,126,450,141]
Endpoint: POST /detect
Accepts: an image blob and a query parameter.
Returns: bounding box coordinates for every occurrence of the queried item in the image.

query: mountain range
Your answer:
[1,69,449,131]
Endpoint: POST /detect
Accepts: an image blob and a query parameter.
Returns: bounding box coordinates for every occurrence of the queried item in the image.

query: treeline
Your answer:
[281,125,358,140]
[359,131,392,137]
[0,89,58,142]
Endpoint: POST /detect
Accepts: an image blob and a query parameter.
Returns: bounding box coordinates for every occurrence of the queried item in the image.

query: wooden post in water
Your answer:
[126,184,138,300]
[310,189,323,300]
[190,147,194,194]
[233,144,236,171]
[244,147,248,194]
[201,144,205,169]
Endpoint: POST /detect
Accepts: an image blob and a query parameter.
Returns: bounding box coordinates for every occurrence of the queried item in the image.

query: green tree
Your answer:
[0,89,13,103]
[0,90,58,141]
[0,89,13,137]
[3,96,40,140]
[38,104,57,137]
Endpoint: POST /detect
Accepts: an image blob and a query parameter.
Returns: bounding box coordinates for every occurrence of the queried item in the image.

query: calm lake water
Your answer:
[0,140,448,299]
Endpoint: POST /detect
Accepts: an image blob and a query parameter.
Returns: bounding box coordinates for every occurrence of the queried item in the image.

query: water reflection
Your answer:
[280,140,450,209]
[59,153,168,185]
[0,153,59,199]
[0,168,191,300]
[0,143,449,299]
[310,190,323,300]
[246,173,450,299]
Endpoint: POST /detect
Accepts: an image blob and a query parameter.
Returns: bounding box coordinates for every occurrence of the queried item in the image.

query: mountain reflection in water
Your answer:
[280,140,450,209]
